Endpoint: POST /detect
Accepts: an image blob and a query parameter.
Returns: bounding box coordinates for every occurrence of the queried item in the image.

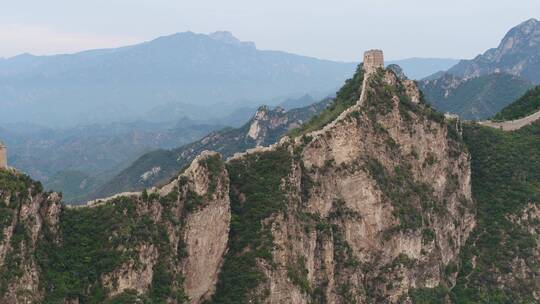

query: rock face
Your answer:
[210,68,475,303]
[0,152,230,303]
[0,171,61,304]
[448,18,540,84]
[247,106,289,145]
[387,64,407,81]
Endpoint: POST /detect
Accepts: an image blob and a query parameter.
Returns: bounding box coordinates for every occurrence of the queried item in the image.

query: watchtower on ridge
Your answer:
[363,49,384,74]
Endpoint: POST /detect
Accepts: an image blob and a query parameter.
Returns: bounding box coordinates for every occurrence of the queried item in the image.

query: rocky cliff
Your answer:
[0,151,230,303]
[210,67,475,303]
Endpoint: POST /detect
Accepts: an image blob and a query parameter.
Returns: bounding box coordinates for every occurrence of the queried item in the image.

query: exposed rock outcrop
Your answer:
[0,151,230,303]
[211,68,475,303]
[0,170,61,303]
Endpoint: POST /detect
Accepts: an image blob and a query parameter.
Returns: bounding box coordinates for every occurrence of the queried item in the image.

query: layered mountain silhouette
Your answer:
[0,31,355,126]
[421,19,540,119]
[448,18,540,83]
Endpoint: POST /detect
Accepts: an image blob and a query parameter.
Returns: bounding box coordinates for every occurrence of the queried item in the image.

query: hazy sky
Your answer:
[1,0,538,61]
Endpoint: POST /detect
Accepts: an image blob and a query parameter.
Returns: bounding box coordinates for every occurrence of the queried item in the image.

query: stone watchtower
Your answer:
[0,141,7,169]
[363,49,384,74]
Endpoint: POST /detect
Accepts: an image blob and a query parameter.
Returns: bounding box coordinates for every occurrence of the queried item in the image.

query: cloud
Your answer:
[0,24,141,58]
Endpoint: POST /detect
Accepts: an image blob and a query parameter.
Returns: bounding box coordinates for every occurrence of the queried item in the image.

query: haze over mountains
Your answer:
[0,119,223,201]
[0,30,459,128]
[0,31,355,127]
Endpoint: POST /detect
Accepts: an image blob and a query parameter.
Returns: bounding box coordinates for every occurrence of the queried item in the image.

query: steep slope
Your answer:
[448,18,540,84]
[0,151,231,303]
[93,99,331,201]
[419,73,532,120]
[445,121,540,303]
[0,31,355,127]
[210,67,475,303]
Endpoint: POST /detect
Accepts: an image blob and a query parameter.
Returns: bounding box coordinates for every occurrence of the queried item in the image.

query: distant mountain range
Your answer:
[0,29,466,127]
[420,19,540,119]
[0,31,355,126]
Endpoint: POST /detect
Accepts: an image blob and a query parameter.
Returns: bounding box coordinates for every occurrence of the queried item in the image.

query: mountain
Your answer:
[387,57,460,80]
[277,94,318,110]
[0,31,355,127]
[456,119,540,303]
[1,62,540,303]
[419,73,532,119]
[448,18,540,83]
[420,19,540,118]
[93,98,332,201]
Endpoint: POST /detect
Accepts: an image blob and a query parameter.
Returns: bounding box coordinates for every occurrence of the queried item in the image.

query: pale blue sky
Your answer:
[0,0,538,61]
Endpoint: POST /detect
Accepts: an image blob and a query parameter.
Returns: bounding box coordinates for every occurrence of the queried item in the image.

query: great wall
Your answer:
[478,109,540,131]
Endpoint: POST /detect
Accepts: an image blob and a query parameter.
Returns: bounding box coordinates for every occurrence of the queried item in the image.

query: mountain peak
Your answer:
[208,31,256,48]
[517,18,539,28]
[446,18,540,83]
[502,17,540,44]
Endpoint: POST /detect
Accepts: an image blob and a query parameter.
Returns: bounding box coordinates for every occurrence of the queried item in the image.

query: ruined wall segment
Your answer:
[0,141,7,169]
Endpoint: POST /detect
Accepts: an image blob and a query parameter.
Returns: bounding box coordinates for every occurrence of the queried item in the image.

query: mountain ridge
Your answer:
[447,18,540,83]
[420,18,540,119]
